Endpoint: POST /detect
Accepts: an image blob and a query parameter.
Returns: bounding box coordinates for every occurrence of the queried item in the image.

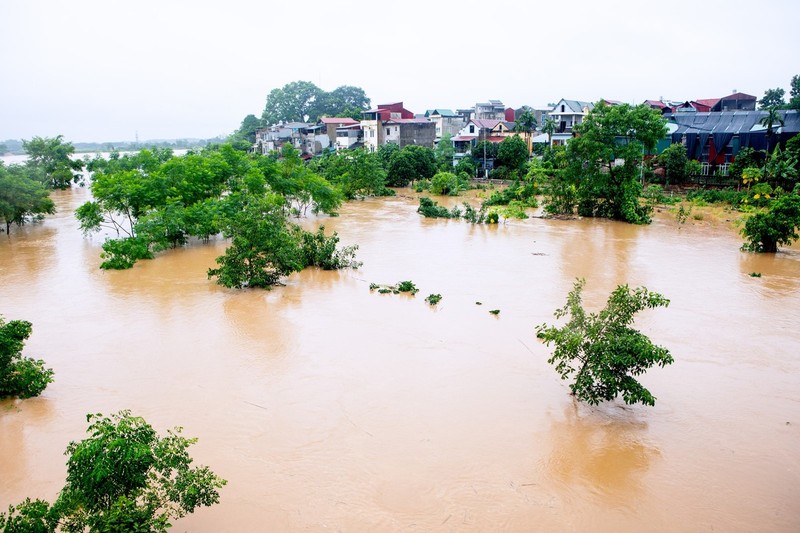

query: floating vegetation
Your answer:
[425,293,442,305]
[370,280,419,295]
[489,309,500,315]
[749,272,762,278]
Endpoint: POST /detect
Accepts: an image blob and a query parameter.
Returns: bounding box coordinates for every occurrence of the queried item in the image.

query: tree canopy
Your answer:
[0,162,55,234]
[759,88,786,110]
[741,192,800,253]
[22,135,84,189]
[0,316,53,400]
[386,145,437,187]
[75,144,362,288]
[0,411,226,532]
[536,279,674,406]
[542,102,667,224]
[261,81,370,125]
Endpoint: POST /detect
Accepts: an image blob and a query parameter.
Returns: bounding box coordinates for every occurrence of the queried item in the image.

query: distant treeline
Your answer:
[1,137,225,155]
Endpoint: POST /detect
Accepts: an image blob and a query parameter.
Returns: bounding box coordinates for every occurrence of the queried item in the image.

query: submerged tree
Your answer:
[0,316,54,399]
[0,163,55,234]
[741,193,800,253]
[0,411,226,532]
[208,194,304,289]
[543,102,667,224]
[22,135,84,189]
[536,279,674,406]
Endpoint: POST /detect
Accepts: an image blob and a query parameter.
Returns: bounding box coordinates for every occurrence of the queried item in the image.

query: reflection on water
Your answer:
[545,403,658,506]
[1,186,799,532]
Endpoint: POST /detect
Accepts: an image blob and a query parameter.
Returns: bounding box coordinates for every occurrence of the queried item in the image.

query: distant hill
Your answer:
[1,137,226,155]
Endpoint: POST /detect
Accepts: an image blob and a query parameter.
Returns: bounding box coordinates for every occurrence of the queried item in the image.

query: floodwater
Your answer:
[1,185,799,532]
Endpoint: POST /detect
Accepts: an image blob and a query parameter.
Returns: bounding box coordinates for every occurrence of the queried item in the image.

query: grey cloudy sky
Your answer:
[1,0,798,142]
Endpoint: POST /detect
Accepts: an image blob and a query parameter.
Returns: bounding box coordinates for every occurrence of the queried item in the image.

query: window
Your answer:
[469,125,475,134]
[386,128,390,136]
[561,104,565,112]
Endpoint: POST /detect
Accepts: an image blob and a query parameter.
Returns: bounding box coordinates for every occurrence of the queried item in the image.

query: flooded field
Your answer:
[1,185,799,531]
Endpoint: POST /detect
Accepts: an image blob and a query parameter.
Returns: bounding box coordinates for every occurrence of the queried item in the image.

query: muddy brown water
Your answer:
[1,186,798,532]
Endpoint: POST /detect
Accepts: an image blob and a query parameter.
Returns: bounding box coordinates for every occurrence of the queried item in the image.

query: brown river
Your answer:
[1,184,799,532]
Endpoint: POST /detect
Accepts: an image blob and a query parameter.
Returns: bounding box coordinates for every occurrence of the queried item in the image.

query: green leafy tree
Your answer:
[234,114,263,144]
[271,144,342,215]
[513,107,538,155]
[764,146,798,189]
[434,133,455,170]
[317,148,388,199]
[208,194,304,289]
[536,279,674,406]
[0,317,54,400]
[758,87,786,109]
[496,135,529,173]
[297,225,361,270]
[376,142,400,171]
[760,107,785,153]
[0,411,226,532]
[430,171,465,196]
[741,193,800,253]
[387,145,437,187]
[312,85,371,119]
[0,143,7,154]
[658,143,690,185]
[546,102,667,224]
[542,117,557,145]
[261,81,323,125]
[22,135,84,189]
[0,163,55,234]
[729,146,763,184]
[789,74,800,110]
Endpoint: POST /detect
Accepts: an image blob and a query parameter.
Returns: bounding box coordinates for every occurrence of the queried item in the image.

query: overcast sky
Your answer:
[1,0,798,142]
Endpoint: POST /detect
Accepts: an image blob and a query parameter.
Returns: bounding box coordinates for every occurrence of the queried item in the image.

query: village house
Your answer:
[666,109,799,175]
[335,123,363,151]
[424,109,466,141]
[451,118,517,170]
[474,100,507,120]
[360,102,414,151]
[547,99,594,146]
[319,117,360,145]
[254,121,311,155]
[361,102,435,150]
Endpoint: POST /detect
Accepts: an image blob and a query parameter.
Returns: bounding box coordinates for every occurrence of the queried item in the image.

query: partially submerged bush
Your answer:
[425,294,442,305]
[0,317,54,399]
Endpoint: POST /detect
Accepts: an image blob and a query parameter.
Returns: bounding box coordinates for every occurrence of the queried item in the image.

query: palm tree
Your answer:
[542,117,557,147]
[514,107,538,155]
[760,107,785,153]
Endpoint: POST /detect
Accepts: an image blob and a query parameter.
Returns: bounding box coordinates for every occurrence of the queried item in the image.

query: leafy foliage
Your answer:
[387,146,437,187]
[208,195,304,289]
[298,225,362,270]
[495,135,529,173]
[0,163,55,234]
[99,237,155,270]
[22,135,84,189]
[741,193,800,252]
[417,197,460,218]
[536,279,674,406]
[425,294,442,305]
[758,88,785,110]
[0,411,226,533]
[260,81,370,124]
[658,143,690,185]
[430,171,467,196]
[0,317,54,400]
[543,102,667,224]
